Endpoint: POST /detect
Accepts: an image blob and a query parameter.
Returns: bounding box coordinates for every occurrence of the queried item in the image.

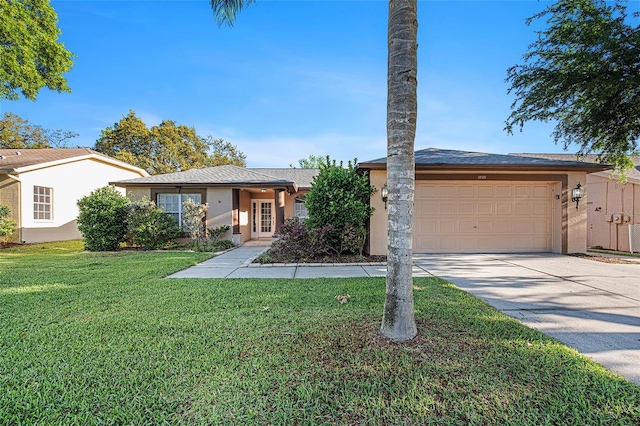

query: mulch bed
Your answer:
[0,242,24,249]
[568,252,640,264]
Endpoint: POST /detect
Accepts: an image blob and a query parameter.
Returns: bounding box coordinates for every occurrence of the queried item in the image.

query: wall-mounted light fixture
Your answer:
[381,183,388,210]
[261,188,267,193]
[571,183,584,209]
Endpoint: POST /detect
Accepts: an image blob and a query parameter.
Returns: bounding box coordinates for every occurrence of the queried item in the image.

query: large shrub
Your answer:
[126,198,181,250]
[0,204,17,242]
[304,157,375,254]
[257,218,333,263]
[77,186,129,251]
[182,198,209,250]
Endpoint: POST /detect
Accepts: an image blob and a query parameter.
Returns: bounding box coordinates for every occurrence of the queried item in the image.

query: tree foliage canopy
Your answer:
[0,0,75,101]
[290,154,324,169]
[94,110,246,175]
[506,0,640,173]
[0,112,78,148]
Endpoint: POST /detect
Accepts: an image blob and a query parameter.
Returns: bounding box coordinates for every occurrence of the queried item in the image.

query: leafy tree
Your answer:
[506,0,640,174]
[94,110,246,174]
[0,204,17,242]
[0,0,75,101]
[289,154,324,169]
[305,157,375,254]
[0,112,78,148]
[76,186,129,251]
[210,0,419,341]
[126,198,181,250]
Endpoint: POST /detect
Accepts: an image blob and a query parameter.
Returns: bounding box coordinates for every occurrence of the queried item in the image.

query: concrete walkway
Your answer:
[166,244,431,279]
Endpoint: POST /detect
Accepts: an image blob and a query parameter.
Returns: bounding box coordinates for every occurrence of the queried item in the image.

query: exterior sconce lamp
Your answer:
[381,183,388,210]
[261,188,267,193]
[571,183,584,209]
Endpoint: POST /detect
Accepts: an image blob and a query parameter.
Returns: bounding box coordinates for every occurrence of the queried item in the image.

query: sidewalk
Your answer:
[166,244,431,278]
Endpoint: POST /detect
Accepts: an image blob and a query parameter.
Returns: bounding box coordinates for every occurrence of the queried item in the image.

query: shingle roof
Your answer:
[0,148,109,170]
[359,148,611,172]
[513,153,640,182]
[113,165,319,190]
[252,168,319,189]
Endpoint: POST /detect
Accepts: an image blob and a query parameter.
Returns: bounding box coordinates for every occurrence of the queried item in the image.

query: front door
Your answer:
[251,200,275,238]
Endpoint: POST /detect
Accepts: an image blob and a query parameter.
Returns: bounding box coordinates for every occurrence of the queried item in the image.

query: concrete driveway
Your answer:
[413,253,640,385]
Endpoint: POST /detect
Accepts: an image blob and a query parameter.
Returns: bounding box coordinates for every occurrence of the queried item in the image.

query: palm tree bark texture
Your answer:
[380,0,418,342]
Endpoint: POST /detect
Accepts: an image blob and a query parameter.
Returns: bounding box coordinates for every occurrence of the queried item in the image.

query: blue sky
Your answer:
[3,0,609,167]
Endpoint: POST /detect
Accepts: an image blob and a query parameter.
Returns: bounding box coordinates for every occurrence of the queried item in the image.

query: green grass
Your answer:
[1,241,639,425]
[588,248,640,259]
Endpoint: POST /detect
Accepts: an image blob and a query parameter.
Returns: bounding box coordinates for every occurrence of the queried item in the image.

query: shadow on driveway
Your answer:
[414,253,640,385]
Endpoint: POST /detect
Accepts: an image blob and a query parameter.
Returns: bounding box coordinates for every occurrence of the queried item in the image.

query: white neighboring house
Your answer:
[0,148,148,243]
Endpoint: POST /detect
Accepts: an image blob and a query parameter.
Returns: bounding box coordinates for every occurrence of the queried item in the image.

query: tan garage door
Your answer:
[414,182,552,253]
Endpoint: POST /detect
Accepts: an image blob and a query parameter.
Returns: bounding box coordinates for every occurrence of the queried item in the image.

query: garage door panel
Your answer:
[439,203,455,215]
[495,220,512,233]
[477,203,493,215]
[459,186,476,197]
[439,221,455,233]
[478,186,493,197]
[459,221,475,233]
[439,186,456,197]
[513,221,532,233]
[532,203,549,216]
[458,203,474,215]
[532,220,550,233]
[414,182,552,253]
[496,203,512,215]
[476,220,493,233]
[514,203,530,215]
[532,186,549,198]
[439,238,457,250]
[496,186,512,197]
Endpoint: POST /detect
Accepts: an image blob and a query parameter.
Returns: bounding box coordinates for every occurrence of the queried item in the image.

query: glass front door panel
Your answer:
[261,202,272,233]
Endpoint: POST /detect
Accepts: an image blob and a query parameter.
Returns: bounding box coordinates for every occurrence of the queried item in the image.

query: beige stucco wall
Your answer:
[17,159,145,243]
[367,169,588,256]
[238,189,252,243]
[368,170,389,256]
[206,188,233,240]
[586,173,639,251]
[0,175,21,242]
[565,172,588,254]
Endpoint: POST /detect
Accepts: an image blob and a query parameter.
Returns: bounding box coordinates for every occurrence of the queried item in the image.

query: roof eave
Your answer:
[358,163,611,173]
[111,181,298,192]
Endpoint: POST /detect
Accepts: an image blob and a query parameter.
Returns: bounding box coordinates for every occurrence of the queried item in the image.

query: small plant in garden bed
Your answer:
[255,218,386,263]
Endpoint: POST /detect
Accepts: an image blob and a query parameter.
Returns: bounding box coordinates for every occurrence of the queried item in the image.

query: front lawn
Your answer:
[1,242,638,424]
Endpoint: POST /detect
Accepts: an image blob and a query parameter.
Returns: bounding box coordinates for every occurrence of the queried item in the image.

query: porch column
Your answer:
[232,188,240,234]
[274,189,285,233]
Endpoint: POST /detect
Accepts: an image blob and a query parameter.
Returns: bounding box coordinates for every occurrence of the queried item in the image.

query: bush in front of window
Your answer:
[182,198,208,250]
[0,204,17,243]
[77,186,129,251]
[126,198,181,250]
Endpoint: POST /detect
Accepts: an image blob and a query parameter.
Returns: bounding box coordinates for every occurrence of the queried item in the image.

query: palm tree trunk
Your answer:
[380,0,418,341]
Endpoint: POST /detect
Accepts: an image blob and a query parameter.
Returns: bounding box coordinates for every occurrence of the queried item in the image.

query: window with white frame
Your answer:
[294,194,308,219]
[33,186,52,220]
[157,193,202,228]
